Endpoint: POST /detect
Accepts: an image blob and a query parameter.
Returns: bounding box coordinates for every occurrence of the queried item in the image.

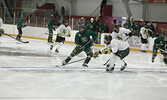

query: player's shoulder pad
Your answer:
[86,29,96,34]
[156,36,164,39]
[76,32,80,35]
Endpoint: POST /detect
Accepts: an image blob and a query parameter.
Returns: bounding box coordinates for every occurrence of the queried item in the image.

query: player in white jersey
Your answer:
[0,17,3,36]
[140,23,150,52]
[50,20,71,52]
[111,25,132,41]
[94,35,130,72]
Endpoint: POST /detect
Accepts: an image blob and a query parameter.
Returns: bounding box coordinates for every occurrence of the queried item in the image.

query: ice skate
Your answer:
[120,62,127,71]
[50,45,53,50]
[82,63,88,68]
[106,64,115,72]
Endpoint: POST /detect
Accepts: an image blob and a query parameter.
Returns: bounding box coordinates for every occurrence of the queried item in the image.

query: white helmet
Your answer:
[90,18,94,22]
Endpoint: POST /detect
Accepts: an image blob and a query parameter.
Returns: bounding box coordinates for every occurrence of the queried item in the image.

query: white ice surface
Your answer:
[0,36,167,100]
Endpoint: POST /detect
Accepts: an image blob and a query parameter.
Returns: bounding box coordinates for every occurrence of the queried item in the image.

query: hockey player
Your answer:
[50,20,71,52]
[47,15,56,43]
[88,18,96,32]
[16,17,25,40]
[0,17,3,36]
[94,35,130,72]
[111,25,132,41]
[140,23,149,52]
[152,35,167,65]
[62,25,97,67]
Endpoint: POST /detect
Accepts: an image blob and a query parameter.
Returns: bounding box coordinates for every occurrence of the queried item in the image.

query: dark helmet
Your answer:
[79,25,85,29]
[113,25,119,29]
[113,25,119,33]
[63,20,69,27]
[104,35,112,45]
[63,20,68,24]
[79,25,85,34]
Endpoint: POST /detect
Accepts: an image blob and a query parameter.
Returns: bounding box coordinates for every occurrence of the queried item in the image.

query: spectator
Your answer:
[149,22,156,37]
[86,23,91,30]
[99,22,105,33]
[134,22,142,36]
[111,19,117,32]
[75,21,80,30]
[131,22,136,35]
[118,21,122,27]
[124,20,131,29]
[104,22,109,33]
[94,16,100,32]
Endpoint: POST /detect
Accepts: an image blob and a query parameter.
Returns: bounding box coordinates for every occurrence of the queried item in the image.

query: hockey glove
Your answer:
[143,30,146,34]
[67,33,71,37]
[94,51,99,58]
[89,39,94,42]
[58,33,61,37]
[102,48,112,54]
[93,51,102,58]
[0,29,4,33]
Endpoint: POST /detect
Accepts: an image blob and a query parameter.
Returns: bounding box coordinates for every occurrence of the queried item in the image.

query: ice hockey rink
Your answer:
[0,35,167,100]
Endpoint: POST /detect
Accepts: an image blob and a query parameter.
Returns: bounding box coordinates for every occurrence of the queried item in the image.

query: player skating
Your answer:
[94,35,130,72]
[50,20,71,52]
[47,15,56,43]
[16,17,26,41]
[140,23,150,52]
[152,35,167,65]
[62,25,97,67]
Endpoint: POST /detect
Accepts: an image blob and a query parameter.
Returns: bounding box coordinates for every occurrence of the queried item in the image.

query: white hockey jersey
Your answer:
[57,24,71,38]
[109,39,129,53]
[140,27,148,39]
[0,18,3,29]
[111,27,131,41]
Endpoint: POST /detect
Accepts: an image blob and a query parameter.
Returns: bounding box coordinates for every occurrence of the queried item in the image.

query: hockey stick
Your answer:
[2,33,29,43]
[103,59,110,66]
[159,48,167,53]
[55,58,85,67]
[125,36,130,41]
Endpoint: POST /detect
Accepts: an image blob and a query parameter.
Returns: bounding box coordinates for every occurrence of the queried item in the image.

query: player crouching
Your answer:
[94,35,130,72]
[62,25,97,67]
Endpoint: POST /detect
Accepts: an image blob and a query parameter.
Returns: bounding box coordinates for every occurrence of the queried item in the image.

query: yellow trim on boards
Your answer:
[6,33,160,54]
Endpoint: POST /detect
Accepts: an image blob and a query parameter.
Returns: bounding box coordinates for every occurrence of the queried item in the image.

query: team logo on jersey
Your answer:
[81,37,88,42]
[159,41,163,46]
[63,29,67,34]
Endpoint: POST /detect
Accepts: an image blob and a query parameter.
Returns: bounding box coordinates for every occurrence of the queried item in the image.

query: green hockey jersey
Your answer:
[153,36,167,55]
[75,30,97,48]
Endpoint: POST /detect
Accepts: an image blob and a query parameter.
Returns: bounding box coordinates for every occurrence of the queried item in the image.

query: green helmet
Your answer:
[79,25,85,29]
[79,25,85,34]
